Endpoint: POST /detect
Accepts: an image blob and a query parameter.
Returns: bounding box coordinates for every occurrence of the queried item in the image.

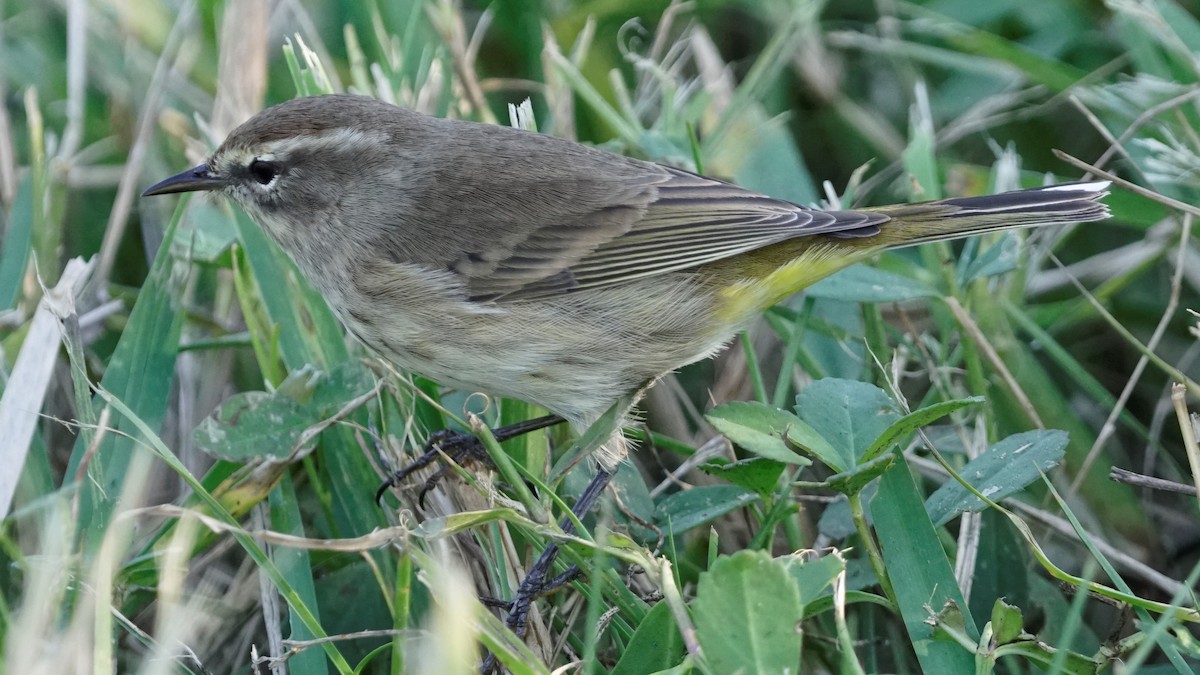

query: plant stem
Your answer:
[848,491,895,604]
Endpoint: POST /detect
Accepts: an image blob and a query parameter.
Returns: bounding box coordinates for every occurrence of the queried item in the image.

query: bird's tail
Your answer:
[861,181,1111,249]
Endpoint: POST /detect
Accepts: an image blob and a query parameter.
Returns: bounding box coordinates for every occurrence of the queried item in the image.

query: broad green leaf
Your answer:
[795,379,900,472]
[636,129,692,166]
[605,461,657,533]
[787,420,854,473]
[192,391,310,462]
[193,362,377,463]
[990,599,1024,646]
[925,429,1069,526]
[706,401,813,466]
[862,396,984,462]
[781,552,846,607]
[816,485,878,540]
[701,457,786,498]
[806,264,939,303]
[566,460,659,543]
[655,485,759,535]
[968,510,1031,625]
[693,550,803,675]
[304,361,376,413]
[610,600,686,675]
[902,86,941,201]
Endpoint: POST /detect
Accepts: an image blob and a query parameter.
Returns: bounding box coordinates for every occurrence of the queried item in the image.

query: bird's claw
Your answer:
[374,415,566,508]
[374,429,495,507]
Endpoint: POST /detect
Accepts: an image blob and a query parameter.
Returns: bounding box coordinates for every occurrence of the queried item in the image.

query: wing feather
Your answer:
[475,167,884,301]
[413,125,885,301]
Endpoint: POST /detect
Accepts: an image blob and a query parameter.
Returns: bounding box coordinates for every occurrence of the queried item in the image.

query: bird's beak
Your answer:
[142,163,224,197]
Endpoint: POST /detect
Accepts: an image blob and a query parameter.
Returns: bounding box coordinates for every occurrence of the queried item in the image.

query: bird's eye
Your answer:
[248,159,280,185]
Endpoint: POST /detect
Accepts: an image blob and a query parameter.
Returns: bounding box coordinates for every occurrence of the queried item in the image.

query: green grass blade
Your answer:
[872,453,977,670]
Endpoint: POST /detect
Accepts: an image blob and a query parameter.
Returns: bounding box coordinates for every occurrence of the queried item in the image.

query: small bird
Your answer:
[144,93,1109,649]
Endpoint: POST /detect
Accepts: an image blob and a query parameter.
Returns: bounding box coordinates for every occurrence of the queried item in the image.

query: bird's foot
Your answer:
[480,467,616,674]
[374,415,565,508]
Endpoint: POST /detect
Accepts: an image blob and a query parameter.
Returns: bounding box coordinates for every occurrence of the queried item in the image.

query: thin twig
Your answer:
[1109,467,1196,496]
[1054,150,1200,220]
[1173,383,1200,500]
[254,505,285,675]
[1047,251,1200,397]
[944,296,1045,429]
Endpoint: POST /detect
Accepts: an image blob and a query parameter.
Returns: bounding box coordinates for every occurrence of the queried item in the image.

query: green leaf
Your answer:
[902,86,941,201]
[701,457,786,498]
[872,454,976,671]
[273,365,321,404]
[192,391,311,462]
[990,599,1024,647]
[171,202,239,265]
[824,453,897,497]
[413,508,524,539]
[801,590,895,620]
[549,391,636,481]
[268,474,326,674]
[706,401,813,466]
[958,234,1020,285]
[968,510,1031,625]
[781,552,846,607]
[935,18,1089,92]
[816,487,874,540]
[0,175,33,310]
[305,361,377,414]
[233,211,384,537]
[784,417,845,472]
[610,601,686,675]
[655,486,759,535]
[806,264,939,303]
[925,429,1069,526]
[862,396,984,462]
[193,362,377,463]
[693,551,803,675]
[66,200,186,542]
[733,118,817,205]
[795,379,900,472]
[604,461,658,535]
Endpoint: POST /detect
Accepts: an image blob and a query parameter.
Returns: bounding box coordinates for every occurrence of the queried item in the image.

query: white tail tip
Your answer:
[1041,180,1111,193]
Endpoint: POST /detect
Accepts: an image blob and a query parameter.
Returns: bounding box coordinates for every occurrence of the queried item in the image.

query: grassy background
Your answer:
[2,0,1199,673]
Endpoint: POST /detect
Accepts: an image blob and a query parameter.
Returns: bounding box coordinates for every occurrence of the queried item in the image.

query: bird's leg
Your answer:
[482,466,616,674]
[374,414,565,506]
